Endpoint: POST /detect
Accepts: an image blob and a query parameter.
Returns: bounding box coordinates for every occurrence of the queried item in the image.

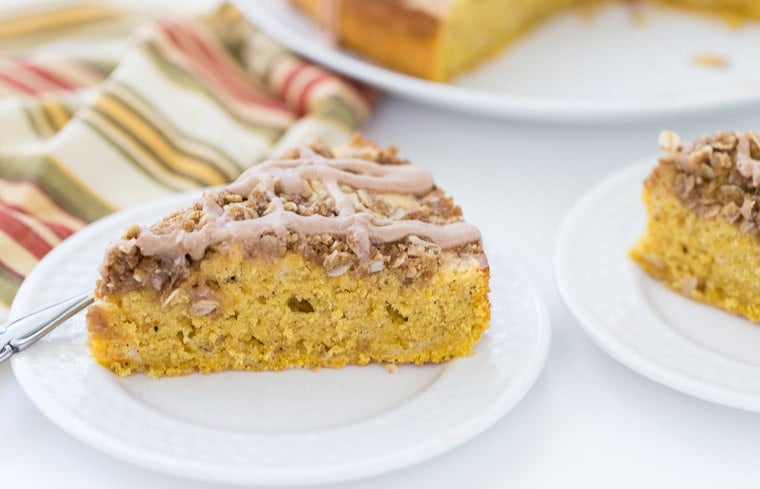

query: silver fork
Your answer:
[0,291,93,363]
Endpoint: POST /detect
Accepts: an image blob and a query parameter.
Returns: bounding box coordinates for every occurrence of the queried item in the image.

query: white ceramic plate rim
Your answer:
[10,190,551,485]
[236,0,760,123]
[555,160,760,412]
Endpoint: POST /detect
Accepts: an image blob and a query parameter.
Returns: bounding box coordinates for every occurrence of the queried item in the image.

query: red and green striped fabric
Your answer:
[0,2,373,316]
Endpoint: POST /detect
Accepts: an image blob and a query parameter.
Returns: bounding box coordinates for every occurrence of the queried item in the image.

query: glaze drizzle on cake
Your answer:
[99,136,485,296]
[124,146,480,264]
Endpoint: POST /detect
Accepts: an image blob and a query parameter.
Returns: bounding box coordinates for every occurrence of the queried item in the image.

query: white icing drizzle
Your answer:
[115,147,482,271]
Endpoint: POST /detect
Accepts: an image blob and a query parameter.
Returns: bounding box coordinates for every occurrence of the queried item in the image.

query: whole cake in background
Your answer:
[630,130,760,323]
[291,0,760,81]
[87,136,491,377]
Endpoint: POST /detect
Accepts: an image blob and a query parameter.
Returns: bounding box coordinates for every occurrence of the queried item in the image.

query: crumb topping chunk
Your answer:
[656,130,760,234]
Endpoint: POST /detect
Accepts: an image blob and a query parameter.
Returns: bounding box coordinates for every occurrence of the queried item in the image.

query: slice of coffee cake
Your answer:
[87,136,490,376]
[631,130,760,322]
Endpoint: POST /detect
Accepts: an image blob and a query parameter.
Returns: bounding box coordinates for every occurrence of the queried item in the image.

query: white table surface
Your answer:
[3,97,760,487]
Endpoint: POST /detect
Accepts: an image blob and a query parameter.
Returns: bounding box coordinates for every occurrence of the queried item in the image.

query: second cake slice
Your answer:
[631,130,760,323]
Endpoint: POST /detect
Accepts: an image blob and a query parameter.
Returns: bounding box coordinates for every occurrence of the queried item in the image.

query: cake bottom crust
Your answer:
[87,248,491,377]
[630,174,760,323]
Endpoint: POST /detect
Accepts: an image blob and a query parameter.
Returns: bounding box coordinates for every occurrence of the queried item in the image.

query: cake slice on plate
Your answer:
[630,130,760,322]
[86,136,491,377]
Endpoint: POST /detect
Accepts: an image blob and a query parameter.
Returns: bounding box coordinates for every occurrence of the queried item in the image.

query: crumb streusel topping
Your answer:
[98,135,485,295]
[656,129,760,233]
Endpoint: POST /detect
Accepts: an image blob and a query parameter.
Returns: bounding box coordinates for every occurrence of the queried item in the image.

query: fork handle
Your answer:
[0,291,93,364]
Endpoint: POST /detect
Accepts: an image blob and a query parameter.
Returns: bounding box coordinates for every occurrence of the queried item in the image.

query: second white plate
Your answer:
[10,190,551,486]
[238,0,760,122]
[556,160,760,412]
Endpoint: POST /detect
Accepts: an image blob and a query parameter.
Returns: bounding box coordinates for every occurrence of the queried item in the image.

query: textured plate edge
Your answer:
[279,241,554,486]
[235,0,760,123]
[9,196,552,486]
[554,159,760,413]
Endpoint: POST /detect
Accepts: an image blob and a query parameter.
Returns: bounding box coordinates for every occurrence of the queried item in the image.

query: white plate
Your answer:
[10,190,551,486]
[555,160,760,412]
[237,0,760,122]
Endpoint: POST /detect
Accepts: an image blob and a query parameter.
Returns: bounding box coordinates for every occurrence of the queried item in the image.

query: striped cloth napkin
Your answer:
[0,1,373,318]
